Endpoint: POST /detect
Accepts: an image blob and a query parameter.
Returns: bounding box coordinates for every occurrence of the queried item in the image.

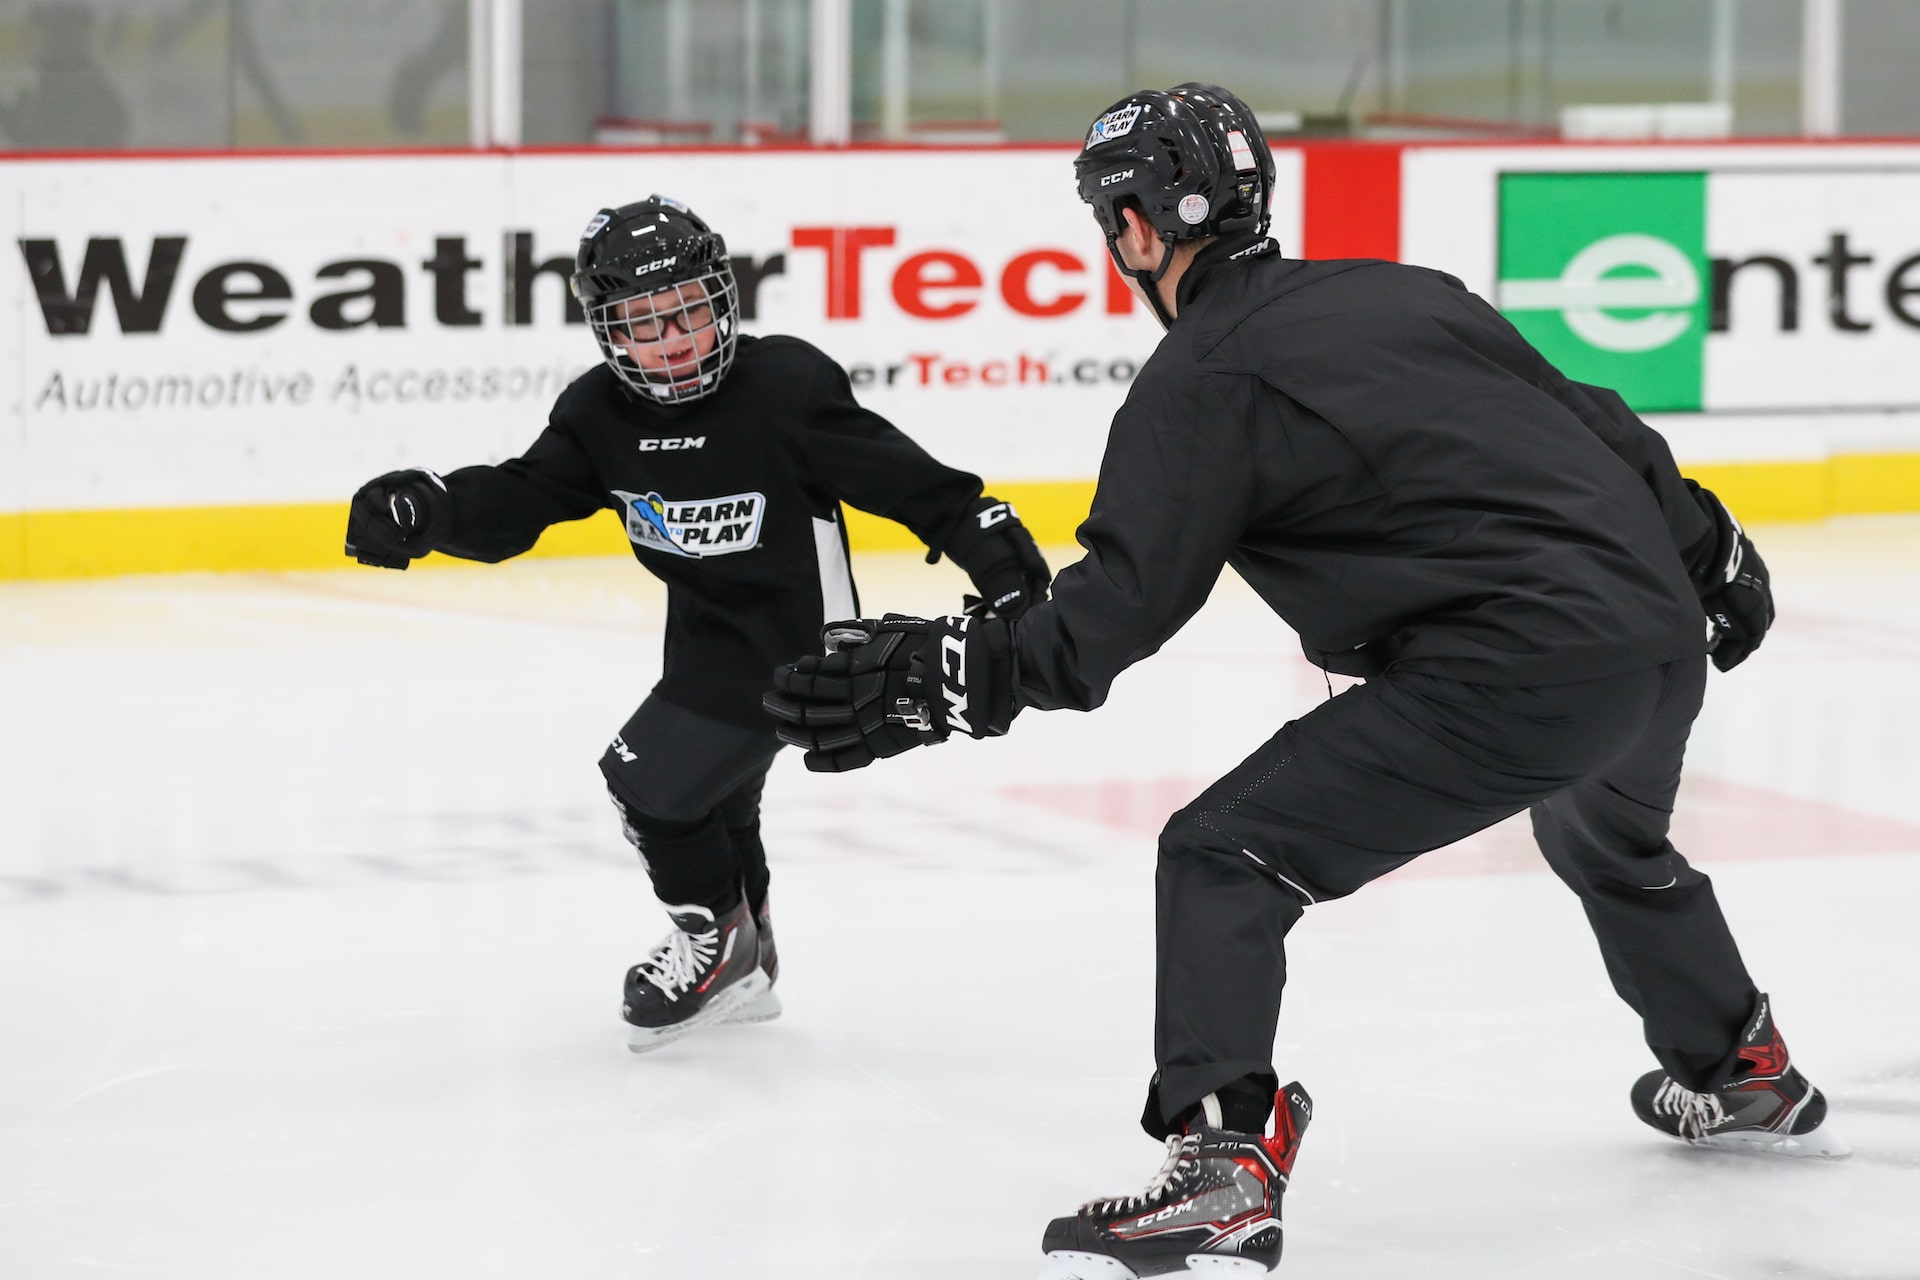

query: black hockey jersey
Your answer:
[436,334,985,725]
[1014,234,1717,713]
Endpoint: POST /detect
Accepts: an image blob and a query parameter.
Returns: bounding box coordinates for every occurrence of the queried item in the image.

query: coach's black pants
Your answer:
[599,692,783,916]
[1147,657,1758,1136]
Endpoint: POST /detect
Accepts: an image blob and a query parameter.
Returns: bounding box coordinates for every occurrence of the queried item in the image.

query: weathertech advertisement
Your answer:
[0,150,1306,518]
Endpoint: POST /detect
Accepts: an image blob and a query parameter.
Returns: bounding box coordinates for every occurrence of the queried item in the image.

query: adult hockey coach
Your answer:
[343,196,1049,1055]
[765,85,1842,1277]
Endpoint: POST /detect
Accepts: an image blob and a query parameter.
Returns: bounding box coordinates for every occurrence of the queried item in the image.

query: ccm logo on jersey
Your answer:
[613,488,765,558]
[638,436,706,452]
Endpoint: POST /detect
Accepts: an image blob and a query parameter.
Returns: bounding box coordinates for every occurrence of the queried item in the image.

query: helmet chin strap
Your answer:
[1104,231,1180,330]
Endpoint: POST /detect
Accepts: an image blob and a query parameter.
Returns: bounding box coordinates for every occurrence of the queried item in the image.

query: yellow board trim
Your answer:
[1679,462,1830,523]
[1828,450,1920,516]
[1,459,1914,581]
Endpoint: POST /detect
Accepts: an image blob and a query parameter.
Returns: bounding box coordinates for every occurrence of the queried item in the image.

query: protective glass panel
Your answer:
[602,0,811,145]
[0,0,471,151]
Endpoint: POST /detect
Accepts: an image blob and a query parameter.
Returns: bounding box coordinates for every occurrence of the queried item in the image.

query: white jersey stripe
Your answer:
[813,514,857,626]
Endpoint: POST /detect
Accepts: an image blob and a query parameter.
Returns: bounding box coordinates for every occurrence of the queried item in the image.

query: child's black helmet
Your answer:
[571,196,739,404]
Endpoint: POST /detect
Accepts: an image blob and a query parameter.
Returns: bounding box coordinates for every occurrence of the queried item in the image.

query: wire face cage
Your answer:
[584,265,740,404]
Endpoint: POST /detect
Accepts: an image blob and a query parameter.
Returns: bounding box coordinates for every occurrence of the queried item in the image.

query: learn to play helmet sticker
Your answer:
[1178,194,1211,224]
[1086,104,1143,148]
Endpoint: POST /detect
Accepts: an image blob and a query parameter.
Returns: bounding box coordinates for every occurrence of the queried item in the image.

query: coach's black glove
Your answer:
[764,613,1016,772]
[1703,538,1772,671]
[1687,482,1775,672]
[935,496,1051,620]
[345,469,451,570]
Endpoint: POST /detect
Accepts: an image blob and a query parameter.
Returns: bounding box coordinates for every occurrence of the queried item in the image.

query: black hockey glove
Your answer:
[763,613,1016,772]
[935,496,1052,620]
[1703,539,1772,671]
[345,469,451,570]
[1687,482,1775,672]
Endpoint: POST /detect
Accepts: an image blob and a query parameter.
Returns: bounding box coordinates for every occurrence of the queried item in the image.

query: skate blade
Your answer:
[1038,1252,1138,1280]
[1038,1253,1272,1279]
[1693,1122,1851,1159]
[625,971,772,1054]
[727,985,782,1024]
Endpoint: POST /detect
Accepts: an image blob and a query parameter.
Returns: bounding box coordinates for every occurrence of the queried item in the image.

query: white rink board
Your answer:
[0,150,1307,516]
[9,143,1920,528]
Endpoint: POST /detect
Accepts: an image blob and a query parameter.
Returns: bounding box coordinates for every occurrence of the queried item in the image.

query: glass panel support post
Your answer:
[1801,0,1842,136]
[468,0,523,148]
[811,0,853,144]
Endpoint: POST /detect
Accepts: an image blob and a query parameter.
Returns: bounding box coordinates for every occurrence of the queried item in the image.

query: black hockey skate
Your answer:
[623,898,779,1053]
[1040,1083,1311,1279]
[1630,993,1847,1158]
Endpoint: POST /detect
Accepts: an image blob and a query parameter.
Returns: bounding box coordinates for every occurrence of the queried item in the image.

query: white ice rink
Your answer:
[4,518,1919,1280]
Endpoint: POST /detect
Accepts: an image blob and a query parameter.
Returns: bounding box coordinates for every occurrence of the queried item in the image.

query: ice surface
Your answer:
[3,517,1918,1279]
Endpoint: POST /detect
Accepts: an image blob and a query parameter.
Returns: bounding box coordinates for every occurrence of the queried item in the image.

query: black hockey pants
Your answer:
[1146,656,1758,1136]
[599,691,783,916]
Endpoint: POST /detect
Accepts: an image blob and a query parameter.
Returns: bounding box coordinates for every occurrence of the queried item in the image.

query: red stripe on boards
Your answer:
[1300,143,1403,262]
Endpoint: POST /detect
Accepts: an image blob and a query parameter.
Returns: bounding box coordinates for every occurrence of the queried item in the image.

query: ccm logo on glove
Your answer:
[973,502,1013,529]
[941,618,973,735]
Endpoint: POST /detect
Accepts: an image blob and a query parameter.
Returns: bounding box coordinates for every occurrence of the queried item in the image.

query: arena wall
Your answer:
[2,141,1915,580]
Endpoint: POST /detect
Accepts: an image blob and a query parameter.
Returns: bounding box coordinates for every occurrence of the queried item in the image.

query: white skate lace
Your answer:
[1652,1077,1729,1139]
[1085,1133,1197,1216]
[636,925,719,1001]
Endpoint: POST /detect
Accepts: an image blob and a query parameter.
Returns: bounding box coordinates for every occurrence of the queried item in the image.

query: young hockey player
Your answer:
[344,196,1050,1054]
[764,86,1840,1277]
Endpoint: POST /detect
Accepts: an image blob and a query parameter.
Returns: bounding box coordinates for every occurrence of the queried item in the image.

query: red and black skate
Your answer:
[622,898,777,1053]
[1630,993,1847,1158]
[1039,1083,1311,1279]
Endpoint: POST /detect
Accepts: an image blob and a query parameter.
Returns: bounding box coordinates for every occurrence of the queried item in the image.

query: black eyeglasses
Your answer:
[619,301,717,342]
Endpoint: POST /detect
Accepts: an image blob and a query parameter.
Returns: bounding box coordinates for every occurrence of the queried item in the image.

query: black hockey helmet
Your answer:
[570,196,739,404]
[1167,81,1277,221]
[1074,85,1275,326]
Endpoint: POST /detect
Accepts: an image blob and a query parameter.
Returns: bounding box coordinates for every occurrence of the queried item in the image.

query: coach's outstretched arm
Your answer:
[1539,372,1776,671]
[764,362,1256,770]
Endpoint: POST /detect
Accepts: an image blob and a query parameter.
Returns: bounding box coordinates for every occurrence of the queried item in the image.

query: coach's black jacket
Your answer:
[1014,234,1717,713]
[431,334,984,726]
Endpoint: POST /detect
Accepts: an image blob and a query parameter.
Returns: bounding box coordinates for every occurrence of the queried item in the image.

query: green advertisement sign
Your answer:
[1497,172,1708,412]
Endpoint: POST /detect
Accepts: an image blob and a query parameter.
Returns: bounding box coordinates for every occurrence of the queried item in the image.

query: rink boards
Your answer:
[3,141,1918,579]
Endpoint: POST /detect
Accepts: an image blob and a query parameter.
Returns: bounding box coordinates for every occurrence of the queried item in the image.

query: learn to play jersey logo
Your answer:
[613,489,765,558]
[1496,172,1708,411]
